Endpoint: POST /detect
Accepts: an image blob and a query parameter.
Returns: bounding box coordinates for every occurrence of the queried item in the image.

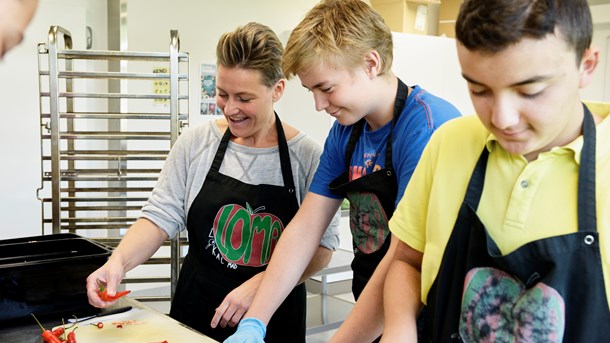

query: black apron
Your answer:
[328,79,409,299]
[424,105,610,342]
[169,114,306,343]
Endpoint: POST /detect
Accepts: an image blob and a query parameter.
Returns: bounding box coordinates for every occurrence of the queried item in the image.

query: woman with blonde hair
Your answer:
[86,22,340,343]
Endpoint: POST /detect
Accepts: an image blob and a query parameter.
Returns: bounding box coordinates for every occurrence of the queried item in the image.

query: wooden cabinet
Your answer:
[371,0,441,35]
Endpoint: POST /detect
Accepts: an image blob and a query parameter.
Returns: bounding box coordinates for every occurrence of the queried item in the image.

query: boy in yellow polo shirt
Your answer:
[383,0,610,341]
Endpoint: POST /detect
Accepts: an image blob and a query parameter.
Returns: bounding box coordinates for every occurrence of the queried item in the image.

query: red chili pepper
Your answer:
[31,314,63,343]
[116,324,123,328]
[52,327,65,337]
[67,330,77,343]
[96,321,103,329]
[42,330,63,343]
[97,286,131,301]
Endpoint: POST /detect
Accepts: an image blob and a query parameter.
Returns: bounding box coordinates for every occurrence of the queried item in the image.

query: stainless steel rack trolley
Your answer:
[36,26,189,308]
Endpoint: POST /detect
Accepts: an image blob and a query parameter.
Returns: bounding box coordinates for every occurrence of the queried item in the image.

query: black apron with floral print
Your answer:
[424,105,610,342]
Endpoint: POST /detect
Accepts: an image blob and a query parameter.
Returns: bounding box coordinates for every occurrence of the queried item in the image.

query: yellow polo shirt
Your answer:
[390,101,610,309]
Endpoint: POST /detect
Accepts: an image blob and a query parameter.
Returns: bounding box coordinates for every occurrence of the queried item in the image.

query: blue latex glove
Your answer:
[223,317,266,343]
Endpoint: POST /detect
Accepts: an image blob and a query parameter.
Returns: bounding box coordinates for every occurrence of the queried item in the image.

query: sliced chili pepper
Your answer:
[97,286,131,301]
[96,321,103,329]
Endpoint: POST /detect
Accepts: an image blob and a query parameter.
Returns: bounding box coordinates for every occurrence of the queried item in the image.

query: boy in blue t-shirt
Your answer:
[225,1,461,342]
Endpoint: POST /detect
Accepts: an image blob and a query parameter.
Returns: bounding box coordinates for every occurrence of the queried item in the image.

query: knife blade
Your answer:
[68,306,133,323]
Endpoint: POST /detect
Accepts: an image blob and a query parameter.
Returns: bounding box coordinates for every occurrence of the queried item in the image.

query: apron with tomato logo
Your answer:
[424,105,610,342]
[170,114,305,342]
[328,79,408,299]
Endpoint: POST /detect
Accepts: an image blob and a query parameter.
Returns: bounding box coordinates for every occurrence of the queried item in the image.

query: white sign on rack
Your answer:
[152,66,170,107]
[200,63,221,115]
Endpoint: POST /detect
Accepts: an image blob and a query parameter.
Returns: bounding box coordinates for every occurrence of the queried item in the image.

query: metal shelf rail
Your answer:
[36,26,189,306]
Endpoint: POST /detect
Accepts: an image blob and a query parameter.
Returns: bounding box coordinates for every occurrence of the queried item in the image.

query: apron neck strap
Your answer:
[578,103,597,232]
[463,147,489,211]
[212,112,296,192]
[212,126,233,172]
[274,112,297,192]
[344,120,365,168]
[343,78,409,169]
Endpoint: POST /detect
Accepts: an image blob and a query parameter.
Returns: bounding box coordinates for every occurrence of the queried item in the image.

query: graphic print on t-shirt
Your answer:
[347,191,389,254]
[459,267,565,342]
[350,151,382,181]
[209,202,284,267]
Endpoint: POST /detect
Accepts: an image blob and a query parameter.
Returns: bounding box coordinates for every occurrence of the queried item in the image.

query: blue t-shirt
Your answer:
[310,84,461,209]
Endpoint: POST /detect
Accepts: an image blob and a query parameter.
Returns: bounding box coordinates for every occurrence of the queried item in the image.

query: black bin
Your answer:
[0,233,112,323]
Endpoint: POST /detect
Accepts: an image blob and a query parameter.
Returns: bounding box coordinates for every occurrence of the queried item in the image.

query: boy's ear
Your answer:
[363,50,382,79]
[578,47,599,89]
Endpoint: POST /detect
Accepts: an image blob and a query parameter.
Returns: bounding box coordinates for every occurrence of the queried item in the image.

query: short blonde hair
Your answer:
[216,22,284,87]
[283,0,393,79]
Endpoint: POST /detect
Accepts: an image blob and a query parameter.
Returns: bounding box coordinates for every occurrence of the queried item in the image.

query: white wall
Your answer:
[0,0,105,240]
[583,4,610,102]
[392,32,474,116]
[125,0,331,144]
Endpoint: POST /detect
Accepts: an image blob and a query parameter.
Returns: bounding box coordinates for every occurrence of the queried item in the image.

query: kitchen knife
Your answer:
[68,306,133,323]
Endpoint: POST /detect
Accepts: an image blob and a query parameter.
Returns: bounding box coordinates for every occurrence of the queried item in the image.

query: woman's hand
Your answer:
[86,254,126,308]
[210,272,264,328]
[85,219,169,308]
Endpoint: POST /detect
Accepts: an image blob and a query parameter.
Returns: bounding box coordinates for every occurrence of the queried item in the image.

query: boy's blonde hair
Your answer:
[283,0,393,79]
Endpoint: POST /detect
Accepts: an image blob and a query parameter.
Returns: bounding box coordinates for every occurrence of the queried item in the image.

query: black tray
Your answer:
[0,233,112,323]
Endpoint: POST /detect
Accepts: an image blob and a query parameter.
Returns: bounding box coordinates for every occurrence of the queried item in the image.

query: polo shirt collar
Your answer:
[483,102,610,165]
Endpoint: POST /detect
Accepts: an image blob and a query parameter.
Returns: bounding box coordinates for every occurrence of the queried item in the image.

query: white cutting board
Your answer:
[55,308,218,343]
